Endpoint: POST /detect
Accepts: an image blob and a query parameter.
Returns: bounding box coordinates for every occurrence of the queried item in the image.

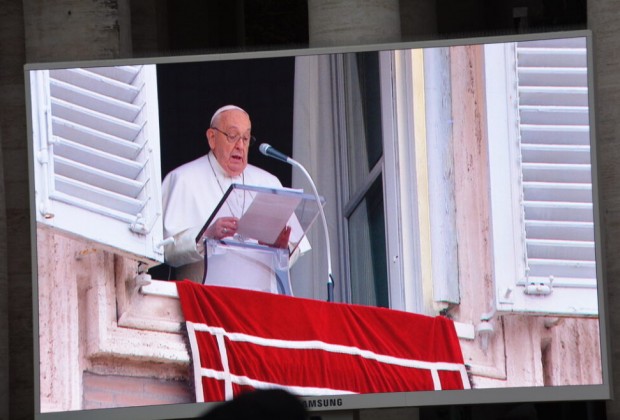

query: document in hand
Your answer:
[236,190,302,244]
[197,184,323,255]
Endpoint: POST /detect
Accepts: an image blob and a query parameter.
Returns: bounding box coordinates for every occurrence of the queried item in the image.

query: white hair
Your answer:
[210,105,248,127]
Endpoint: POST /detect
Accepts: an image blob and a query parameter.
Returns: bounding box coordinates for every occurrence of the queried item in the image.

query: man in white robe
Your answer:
[162,105,307,294]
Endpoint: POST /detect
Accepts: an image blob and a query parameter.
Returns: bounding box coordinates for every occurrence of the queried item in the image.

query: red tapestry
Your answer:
[175,280,469,402]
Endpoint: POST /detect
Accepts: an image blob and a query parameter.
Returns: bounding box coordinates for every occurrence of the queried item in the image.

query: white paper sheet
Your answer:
[237,192,302,244]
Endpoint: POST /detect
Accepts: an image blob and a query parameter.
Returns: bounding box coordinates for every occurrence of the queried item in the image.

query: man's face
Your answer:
[207,109,251,177]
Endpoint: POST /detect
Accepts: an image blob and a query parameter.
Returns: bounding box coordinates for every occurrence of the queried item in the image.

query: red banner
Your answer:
[176,280,469,402]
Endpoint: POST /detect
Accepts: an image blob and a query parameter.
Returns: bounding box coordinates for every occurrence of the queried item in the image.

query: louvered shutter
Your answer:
[515,38,597,314]
[487,35,597,316]
[30,65,164,264]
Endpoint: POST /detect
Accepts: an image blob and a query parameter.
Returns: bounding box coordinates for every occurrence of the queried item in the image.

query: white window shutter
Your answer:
[487,36,597,316]
[30,65,164,264]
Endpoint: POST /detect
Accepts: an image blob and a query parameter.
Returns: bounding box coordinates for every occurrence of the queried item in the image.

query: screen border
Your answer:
[25,28,611,420]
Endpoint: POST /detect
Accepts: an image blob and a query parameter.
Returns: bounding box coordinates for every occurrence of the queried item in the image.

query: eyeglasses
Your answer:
[211,126,256,146]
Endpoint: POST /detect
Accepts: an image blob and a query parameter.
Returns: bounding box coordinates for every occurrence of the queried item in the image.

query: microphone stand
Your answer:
[287,158,335,303]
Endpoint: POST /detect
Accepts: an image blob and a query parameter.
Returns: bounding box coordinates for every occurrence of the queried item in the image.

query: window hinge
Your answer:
[524,276,553,296]
[129,213,149,235]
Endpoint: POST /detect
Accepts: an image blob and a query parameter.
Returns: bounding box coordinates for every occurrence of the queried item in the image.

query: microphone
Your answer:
[259,143,335,302]
[259,143,291,164]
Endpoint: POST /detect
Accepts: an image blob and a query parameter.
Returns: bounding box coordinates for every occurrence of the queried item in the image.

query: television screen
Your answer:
[26,29,610,419]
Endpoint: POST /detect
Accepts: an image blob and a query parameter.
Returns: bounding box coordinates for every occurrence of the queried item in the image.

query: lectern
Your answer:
[196,184,324,295]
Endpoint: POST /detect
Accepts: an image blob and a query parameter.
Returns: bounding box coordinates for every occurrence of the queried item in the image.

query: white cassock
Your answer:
[162,152,309,294]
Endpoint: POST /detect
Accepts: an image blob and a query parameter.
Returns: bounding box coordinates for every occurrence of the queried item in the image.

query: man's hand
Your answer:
[260,225,291,249]
[205,217,239,239]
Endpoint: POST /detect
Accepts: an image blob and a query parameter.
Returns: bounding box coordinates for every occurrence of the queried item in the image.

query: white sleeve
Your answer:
[161,167,205,267]
[163,225,204,267]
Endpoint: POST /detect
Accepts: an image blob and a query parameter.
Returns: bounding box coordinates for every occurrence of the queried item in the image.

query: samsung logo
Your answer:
[303,398,344,408]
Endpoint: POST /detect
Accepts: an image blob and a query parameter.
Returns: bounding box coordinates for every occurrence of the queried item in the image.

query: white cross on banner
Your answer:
[175,280,469,402]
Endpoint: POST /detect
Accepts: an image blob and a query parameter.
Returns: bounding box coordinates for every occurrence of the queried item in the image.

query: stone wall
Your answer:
[588,0,620,418]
